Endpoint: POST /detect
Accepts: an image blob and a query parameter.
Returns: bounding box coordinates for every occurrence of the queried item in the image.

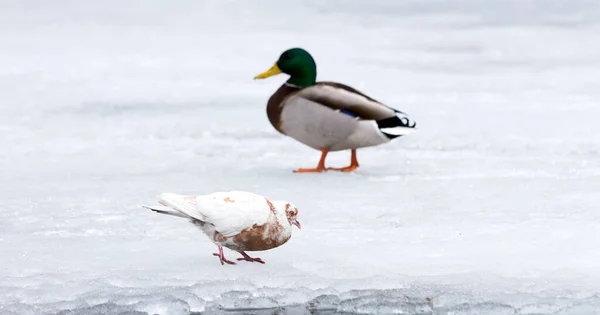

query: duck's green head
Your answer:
[254,48,317,87]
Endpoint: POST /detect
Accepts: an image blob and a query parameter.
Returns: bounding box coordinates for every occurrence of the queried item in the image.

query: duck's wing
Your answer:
[290,81,399,120]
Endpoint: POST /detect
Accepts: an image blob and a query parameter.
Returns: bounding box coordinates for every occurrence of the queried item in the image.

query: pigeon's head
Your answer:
[271,200,301,230]
[277,202,300,230]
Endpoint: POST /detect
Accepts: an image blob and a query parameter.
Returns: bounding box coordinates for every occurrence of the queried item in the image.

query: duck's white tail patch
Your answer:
[376,112,417,139]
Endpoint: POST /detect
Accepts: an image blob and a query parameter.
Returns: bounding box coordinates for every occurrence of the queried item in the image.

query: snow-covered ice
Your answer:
[1,0,600,314]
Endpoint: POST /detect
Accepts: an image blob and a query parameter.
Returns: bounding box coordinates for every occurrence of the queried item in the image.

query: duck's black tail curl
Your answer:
[376,111,416,139]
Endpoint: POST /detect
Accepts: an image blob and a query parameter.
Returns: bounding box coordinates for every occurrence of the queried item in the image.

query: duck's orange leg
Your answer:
[327,149,359,172]
[293,149,328,173]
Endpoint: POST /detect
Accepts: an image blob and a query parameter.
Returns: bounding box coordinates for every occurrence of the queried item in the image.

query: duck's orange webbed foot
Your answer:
[293,167,326,173]
[293,149,328,173]
[327,164,359,172]
[327,149,359,172]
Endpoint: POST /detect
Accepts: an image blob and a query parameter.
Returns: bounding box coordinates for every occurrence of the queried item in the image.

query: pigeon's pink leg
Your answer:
[237,251,266,264]
[212,246,236,265]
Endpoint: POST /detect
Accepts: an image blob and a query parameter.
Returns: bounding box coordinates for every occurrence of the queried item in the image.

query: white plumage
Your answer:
[143,191,301,265]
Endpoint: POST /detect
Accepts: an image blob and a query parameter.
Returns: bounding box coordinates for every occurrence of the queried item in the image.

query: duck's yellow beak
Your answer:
[254,64,282,79]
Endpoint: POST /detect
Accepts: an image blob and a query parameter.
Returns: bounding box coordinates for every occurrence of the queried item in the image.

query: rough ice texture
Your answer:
[1,0,600,314]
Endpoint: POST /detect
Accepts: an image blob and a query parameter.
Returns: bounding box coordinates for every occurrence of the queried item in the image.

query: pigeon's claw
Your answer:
[237,251,266,264]
[213,245,236,265]
[212,253,236,265]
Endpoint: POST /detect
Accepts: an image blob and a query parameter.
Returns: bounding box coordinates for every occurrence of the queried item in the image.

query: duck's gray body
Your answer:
[266,82,416,152]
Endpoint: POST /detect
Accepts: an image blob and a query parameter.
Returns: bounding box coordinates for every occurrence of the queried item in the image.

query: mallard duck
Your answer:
[254,48,416,173]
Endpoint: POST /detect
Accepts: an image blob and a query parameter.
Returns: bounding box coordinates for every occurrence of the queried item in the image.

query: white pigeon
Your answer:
[143,191,301,265]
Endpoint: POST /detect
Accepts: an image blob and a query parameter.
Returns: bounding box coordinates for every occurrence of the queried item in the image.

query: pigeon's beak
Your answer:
[293,220,301,229]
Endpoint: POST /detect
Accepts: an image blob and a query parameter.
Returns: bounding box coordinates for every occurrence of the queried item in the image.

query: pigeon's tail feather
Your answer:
[142,204,190,218]
[156,193,205,220]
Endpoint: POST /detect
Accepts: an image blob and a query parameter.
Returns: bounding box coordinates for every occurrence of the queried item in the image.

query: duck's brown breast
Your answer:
[266,84,301,134]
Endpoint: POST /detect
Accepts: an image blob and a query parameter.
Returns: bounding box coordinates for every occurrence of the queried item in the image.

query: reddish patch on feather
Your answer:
[223,197,235,203]
[285,204,299,219]
[265,198,279,224]
[265,198,276,214]
[285,203,293,222]
[231,223,290,251]
[212,231,227,243]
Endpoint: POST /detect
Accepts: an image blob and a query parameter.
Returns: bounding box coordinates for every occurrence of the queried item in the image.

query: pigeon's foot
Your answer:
[213,246,236,265]
[212,253,236,265]
[237,251,266,264]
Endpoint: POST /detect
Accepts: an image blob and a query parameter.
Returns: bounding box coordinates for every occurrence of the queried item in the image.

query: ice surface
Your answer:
[1,0,600,314]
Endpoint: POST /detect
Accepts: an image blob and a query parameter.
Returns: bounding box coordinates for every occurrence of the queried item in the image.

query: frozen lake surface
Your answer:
[1,0,600,314]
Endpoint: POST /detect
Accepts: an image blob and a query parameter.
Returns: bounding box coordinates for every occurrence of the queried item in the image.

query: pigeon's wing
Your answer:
[193,191,273,237]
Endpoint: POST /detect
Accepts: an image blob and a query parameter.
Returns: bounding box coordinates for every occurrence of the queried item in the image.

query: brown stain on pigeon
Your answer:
[264,198,280,225]
[228,198,289,251]
[223,197,235,203]
[209,196,291,252]
[213,231,227,243]
[231,223,290,252]
[265,198,275,213]
[285,203,292,222]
